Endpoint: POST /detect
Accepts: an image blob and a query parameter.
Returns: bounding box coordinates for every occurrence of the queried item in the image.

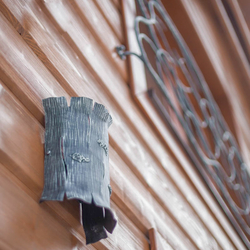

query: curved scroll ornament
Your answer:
[117,0,250,246]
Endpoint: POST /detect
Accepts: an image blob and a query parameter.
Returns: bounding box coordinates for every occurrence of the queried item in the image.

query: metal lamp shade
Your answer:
[40,96,117,244]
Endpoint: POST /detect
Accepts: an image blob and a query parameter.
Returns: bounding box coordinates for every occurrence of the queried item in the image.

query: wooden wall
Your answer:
[0,0,247,249]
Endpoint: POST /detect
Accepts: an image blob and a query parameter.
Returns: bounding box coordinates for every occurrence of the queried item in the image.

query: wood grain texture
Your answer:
[22,8,231,249]
[95,201,150,250]
[237,0,250,32]
[0,1,235,249]
[93,0,124,42]
[0,83,149,250]
[0,15,195,248]
[176,0,250,247]
[121,0,148,96]
[0,11,69,124]
[69,0,127,82]
[0,72,193,249]
[0,0,246,249]
[222,0,250,61]
[148,228,173,250]
[208,0,250,191]
[122,0,243,249]
[109,146,196,250]
[0,162,95,250]
[112,0,121,11]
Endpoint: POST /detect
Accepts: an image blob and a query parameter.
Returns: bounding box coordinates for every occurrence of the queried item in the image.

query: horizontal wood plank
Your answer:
[0,4,235,249]
[69,0,127,81]
[0,10,69,124]
[149,228,174,250]
[169,0,249,248]
[28,8,225,249]
[93,0,124,42]
[111,0,121,11]
[0,79,194,249]
[109,146,195,250]
[122,0,245,249]
[0,161,95,250]
[95,201,150,250]
[224,0,250,60]
[40,0,128,88]
[0,83,149,250]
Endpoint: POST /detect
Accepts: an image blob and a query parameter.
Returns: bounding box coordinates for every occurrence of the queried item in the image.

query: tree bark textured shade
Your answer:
[40,96,116,244]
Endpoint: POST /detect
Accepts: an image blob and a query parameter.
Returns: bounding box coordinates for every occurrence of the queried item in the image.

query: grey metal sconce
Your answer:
[40,96,117,244]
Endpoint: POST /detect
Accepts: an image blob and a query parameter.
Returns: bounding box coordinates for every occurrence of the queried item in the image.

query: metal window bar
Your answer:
[117,0,250,247]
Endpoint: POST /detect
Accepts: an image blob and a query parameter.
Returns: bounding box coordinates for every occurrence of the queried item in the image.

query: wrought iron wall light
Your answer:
[117,0,250,247]
[40,96,117,244]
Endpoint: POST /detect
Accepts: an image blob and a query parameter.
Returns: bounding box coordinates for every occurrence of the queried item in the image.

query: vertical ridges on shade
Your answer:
[92,102,113,126]
[70,97,93,114]
[41,96,116,244]
[43,96,68,112]
[92,102,106,117]
[42,96,112,126]
[107,115,113,127]
[84,97,94,114]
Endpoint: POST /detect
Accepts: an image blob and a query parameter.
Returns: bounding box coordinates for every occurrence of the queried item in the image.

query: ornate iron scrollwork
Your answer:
[117,0,250,246]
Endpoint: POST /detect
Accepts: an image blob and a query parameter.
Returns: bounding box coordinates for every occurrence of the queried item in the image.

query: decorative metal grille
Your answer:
[117,0,250,247]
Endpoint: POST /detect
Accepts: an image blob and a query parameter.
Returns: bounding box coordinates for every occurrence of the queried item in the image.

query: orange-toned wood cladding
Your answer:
[0,82,150,250]
[0,0,248,249]
[0,6,224,250]
[148,228,173,250]
[122,0,247,249]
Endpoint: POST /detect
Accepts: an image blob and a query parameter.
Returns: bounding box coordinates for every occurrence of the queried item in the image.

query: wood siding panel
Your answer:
[0,83,149,250]
[122,0,246,249]
[0,10,69,123]
[149,228,174,250]
[111,0,121,11]
[0,0,245,249]
[70,0,127,82]
[0,26,194,246]
[0,162,95,250]
[109,146,195,250]
[98,201,150,250]
[0,5,222,249]
[94,0,124,42]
